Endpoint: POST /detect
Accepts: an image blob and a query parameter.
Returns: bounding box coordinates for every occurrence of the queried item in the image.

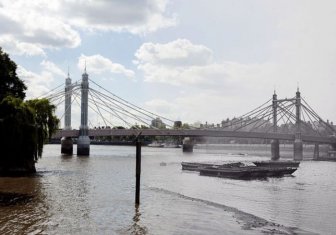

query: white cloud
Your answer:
[41,60,66,77]
[0,0,81,56]
[16,60,66,99]
[17,65,54,99]
[0,0,175,55]
[77,54,135,78]
[62,0,176,33]
[135,39,271,90]
[0,36,46,56]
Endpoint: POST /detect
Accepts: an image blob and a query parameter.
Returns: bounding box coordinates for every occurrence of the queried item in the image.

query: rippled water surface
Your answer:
[1,144,336,234]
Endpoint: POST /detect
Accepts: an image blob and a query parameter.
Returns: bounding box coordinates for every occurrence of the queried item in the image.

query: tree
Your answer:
[0,47,59,174]
[0,48,26,100]
[0,96,37,173]
[26,98,59,157]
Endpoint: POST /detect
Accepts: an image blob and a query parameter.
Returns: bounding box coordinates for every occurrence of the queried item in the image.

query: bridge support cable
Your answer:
[248,102,293,133]
[276,102,318,135]
[221,104,273,130]
[89,79,175,124]
[301,106,328,136]
[88,90,109,127]
[234,98,272,120]
[58,89,81,121]
[233,105,274,132]
[36,82,66,99]
[245,106,274,132]
[89,88,172,128]
[302,97,335,133]
[270,104,295,134]
[264,102,295,134]
[88,89,157,128]
[87,94,134,128]
[249,115,273,133]
[300,106,322,136]
[89,88,154,124]
[301,104,335,135]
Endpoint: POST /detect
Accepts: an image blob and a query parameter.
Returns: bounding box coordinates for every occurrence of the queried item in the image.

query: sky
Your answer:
[1,0,335,128]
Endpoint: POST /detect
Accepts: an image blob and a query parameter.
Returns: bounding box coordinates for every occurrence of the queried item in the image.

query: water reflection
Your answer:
[127,205,147,235]
[0,176,49,234]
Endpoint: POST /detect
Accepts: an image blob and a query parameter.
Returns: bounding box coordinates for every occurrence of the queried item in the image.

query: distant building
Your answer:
[174,121,182,129]
[151,117,166,129]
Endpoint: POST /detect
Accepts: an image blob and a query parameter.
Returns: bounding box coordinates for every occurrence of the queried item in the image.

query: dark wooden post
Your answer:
[135,139,141,205]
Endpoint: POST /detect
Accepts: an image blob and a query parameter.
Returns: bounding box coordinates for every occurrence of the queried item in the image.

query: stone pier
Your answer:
[293,139,303,161]
[182,137,193,152]
[271,139,280,160]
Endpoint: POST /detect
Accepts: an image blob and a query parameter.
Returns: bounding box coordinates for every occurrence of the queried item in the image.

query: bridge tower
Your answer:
[61,72,73,155]
[77,67,90,155]
[294,88,303,160]
[271,91,280,160]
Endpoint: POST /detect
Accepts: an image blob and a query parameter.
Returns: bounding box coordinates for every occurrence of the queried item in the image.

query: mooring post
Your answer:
[135,139,141,205]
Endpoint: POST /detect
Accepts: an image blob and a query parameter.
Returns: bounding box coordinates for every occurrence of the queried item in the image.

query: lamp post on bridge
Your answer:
[61,72,74,155]
[77,67,90,156]
[271,91,280,160]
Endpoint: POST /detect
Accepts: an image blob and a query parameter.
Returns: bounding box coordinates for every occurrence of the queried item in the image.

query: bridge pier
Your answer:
[61,137,73,155]
[271,139,280,161]
[313,143,319,160]
[182,137,193,152]
[77,136,90,156]
[293,139,303,161]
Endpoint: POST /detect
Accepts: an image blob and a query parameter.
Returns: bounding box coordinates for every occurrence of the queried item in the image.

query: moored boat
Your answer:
[199,166,297,179]
[253,160,300,168]
[181,162,243,171]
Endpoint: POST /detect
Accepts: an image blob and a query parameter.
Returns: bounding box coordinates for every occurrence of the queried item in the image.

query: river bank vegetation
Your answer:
[0,47,59,175]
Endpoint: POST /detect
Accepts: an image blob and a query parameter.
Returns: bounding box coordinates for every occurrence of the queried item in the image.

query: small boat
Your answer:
[199,166,297,179]
[147,142,164,148]
[253,160,300,168]
[164,143,181,148]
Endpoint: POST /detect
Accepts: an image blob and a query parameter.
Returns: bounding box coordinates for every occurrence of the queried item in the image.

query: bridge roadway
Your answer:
[54,129,336,144]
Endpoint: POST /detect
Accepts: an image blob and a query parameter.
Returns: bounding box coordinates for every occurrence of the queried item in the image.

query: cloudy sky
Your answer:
[1,0,336,127]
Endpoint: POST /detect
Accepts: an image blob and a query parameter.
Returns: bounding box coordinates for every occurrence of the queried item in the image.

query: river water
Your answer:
[0,144,336,234]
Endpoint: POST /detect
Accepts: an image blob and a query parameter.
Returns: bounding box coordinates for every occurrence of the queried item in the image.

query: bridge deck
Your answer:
[54,129,336,144]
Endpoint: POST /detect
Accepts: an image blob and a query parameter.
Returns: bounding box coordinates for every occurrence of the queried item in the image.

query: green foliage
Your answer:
[0,48,26,100]
[182,123,191,129]
[0,96,37,169]
[0,96,59,172]
[0,47,59,173]
[26,98,59,157]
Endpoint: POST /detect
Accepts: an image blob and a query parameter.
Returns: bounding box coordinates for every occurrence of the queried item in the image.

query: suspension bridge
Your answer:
[44,69,336,161]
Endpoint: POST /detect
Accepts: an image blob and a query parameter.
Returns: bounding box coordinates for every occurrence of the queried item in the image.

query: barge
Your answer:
[181,161,298,179]
[199,166,297,179]
[181,162,243,171]
[253,160,300,168]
